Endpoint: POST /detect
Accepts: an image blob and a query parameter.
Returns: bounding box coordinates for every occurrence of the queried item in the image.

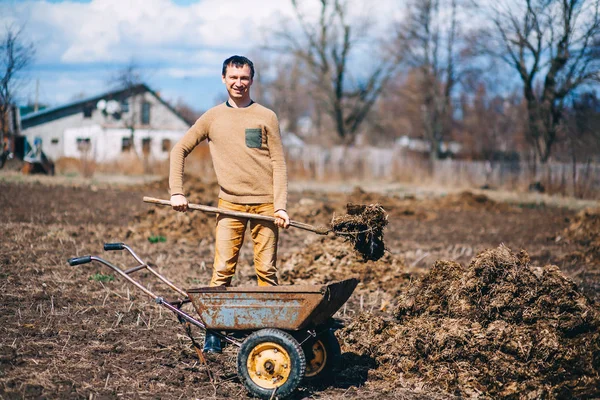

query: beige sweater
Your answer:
[169,102,288,211]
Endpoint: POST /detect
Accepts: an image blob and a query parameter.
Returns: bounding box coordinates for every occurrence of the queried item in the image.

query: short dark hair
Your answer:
[222,55,255,79]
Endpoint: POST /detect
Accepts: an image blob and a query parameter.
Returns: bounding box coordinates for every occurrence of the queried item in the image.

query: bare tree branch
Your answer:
[396,0,472,160]
[271,0,399,141]
[0,24,35,153]
[484,0,600,163]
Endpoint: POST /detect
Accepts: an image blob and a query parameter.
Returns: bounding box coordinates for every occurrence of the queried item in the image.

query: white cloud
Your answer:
[1,0,295,64]
[160,66,214,78]
[1,0,402,64]
[0,0,404,108]
[20,71,107,105]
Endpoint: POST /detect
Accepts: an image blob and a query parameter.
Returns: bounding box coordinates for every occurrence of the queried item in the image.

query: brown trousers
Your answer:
[210,199,279,287]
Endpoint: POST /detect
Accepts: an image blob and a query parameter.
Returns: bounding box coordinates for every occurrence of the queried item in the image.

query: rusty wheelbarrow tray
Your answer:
[188,279,358,331]
[68,242,358,400]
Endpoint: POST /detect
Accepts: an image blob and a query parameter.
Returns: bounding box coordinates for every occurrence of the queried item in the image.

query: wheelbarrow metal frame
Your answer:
[69,243,358,346]
[68,243,242,347]
[68,243,359,399]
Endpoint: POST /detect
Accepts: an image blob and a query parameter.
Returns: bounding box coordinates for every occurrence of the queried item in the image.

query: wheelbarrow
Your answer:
[68,243,358,399]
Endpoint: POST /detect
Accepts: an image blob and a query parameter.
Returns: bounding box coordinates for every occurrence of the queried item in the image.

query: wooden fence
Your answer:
[284,145,600,198]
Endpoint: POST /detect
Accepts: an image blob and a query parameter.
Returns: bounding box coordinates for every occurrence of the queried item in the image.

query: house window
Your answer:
[121,100,129,113]
[51,138,59,145]
[141,102,151,125]
[161,139,171,152]
[142,137,151,155]
[76,137,91,152]
[83,105,93,118]
[122,137,132,152]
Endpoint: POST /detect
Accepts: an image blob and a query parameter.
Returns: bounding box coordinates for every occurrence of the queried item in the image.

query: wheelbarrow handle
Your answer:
[68,255,92,266]
[104,242,125,251]
[143,196,330,235]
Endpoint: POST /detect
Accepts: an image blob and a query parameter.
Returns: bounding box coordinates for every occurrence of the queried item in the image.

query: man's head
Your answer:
[222,55,255,79]
[222,56,254,104]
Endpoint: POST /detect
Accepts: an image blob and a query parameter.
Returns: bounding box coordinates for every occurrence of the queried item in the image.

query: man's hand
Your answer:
[274,209,290,229]
[171,194,189,212]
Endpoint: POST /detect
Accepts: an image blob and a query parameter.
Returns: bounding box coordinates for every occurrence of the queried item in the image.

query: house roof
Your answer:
[20,105,47,116]
[21,83,190,129]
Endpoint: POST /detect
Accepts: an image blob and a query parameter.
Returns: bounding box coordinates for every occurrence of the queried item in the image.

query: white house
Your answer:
[395,135,463,157]
[20,84,190,165]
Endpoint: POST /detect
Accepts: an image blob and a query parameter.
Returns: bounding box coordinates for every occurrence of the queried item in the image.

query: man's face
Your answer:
[222,64,253,100]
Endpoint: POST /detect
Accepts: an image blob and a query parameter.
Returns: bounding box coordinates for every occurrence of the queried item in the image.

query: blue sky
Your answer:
[1,0,401,112]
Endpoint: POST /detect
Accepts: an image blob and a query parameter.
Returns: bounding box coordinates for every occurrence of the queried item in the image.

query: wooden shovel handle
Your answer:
[142,196,330,235]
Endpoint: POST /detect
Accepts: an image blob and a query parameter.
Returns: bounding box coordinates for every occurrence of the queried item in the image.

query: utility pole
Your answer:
[34,79,39,112]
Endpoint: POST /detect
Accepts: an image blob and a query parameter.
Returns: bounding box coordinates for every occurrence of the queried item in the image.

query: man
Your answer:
[169,55,289,353]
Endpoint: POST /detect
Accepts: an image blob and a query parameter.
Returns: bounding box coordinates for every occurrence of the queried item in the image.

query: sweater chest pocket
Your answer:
[245,128,263,148]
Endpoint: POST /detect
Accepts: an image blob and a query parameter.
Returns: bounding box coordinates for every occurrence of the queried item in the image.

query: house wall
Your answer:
[22,112,99,160]
[117,92,190,131]
[131,129,187,162]
[21,90,190,161]
[62,127,184,163]
[138,92,190,130]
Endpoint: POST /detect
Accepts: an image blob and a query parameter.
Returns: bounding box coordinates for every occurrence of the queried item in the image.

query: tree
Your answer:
[484,0,600,163]
[257,56,312,136]
[106,60,149,167]
[563,92,600,196]
[395,0,473,161]
[459,85,527,161]
[110,59,144,141]
[172,98,202,126]
[271,0,399,142]
[0,24,35,153]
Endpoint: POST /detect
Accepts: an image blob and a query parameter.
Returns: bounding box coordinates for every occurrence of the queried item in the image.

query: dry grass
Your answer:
[1,175,598,399]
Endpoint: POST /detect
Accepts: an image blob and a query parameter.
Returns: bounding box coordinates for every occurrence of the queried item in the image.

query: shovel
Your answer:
[142,196,330,235]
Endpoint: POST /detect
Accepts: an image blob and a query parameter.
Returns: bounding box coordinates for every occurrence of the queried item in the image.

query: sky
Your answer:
[1,0,402,112]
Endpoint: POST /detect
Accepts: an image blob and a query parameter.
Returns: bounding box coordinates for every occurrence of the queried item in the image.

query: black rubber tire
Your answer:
[237,328,306,399]
[302,329,341,382]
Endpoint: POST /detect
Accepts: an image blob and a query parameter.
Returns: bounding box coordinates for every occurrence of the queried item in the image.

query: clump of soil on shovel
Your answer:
[338,245,600,398]
[331,203,388,261]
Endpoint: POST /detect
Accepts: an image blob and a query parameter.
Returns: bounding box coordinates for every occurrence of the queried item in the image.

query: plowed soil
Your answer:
[1,174,598,399]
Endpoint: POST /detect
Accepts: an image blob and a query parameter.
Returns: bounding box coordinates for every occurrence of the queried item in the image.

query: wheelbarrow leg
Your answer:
[183,322,214,383]
[204,331,222,353]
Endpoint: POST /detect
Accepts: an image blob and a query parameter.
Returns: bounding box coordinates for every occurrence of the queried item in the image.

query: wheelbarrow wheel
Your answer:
[237,328,306,399]
[302,329,341,382]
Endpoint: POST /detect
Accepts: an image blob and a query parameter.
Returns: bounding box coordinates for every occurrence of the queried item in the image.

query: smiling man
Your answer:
[168,55,289,353]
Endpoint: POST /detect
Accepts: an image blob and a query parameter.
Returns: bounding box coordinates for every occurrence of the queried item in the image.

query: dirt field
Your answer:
[1,172,599,399]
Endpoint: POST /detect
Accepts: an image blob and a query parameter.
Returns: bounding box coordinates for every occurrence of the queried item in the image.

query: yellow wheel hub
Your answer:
[305,339,327,377]
[247,342,292,389]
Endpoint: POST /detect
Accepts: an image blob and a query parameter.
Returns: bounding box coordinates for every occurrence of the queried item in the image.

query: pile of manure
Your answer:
[338,245,600,398]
